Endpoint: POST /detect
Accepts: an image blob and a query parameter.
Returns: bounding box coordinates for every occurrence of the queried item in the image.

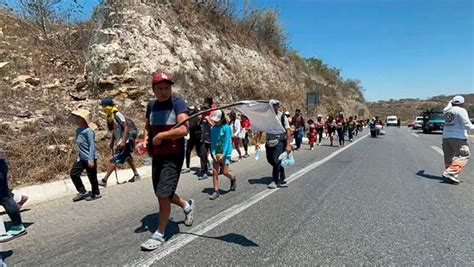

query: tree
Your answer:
[18,0,61,41]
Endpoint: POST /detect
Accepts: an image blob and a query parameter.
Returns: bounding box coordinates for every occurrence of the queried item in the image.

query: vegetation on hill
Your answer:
[368,94,474,121]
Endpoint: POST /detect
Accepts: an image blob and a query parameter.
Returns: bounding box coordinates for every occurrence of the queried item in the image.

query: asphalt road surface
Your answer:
[2,127,473,265]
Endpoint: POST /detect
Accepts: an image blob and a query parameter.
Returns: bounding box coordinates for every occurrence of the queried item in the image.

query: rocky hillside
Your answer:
[0,1,368,186]
[368,94,474,121]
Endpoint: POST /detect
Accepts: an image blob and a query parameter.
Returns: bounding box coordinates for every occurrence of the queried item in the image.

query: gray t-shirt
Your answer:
[266,111,290,141]
[113,111,129,145]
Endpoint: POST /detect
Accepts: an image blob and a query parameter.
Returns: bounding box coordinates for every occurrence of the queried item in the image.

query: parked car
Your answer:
[386,115,398,126]
[407,120,414,127]
[412,116,424,130]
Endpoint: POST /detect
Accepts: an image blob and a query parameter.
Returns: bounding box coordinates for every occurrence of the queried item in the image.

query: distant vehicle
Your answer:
[386,116,398,127]
[422,109,445,134]
[407,120,414,127]
[412,116,424,130]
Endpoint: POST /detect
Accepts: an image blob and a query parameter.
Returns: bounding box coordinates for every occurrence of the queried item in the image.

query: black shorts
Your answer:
[152,155,184,198]
[111,142,133,165]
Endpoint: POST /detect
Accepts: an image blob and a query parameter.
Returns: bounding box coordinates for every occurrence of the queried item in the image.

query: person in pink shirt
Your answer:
[240,114,252,158]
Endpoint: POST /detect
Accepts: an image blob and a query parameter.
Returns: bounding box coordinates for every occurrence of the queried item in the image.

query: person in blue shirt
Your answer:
[68,109,101,202]
[209,110,236,200]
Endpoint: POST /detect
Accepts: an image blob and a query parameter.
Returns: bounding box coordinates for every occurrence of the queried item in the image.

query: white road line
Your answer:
[132,133,370,266]
[411,132,420,138]
[431,146,444,156]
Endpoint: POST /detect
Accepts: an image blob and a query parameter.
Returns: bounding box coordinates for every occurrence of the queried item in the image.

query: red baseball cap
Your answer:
[152,72,174,85]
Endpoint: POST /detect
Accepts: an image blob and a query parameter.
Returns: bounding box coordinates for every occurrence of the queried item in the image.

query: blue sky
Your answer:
[5,0,473,101]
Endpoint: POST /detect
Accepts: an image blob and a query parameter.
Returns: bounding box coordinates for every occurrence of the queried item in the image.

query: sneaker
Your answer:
[181,168,191,174]
[98,179,107,187]
[243,154,249,158]
[0,225,27,243]
[184,199,194,226]
[17,195,29,210]
[198,173,208,180]
[310,147,314,150]
[209,191,220,200]
[128,174,141,183]
[442,174,460,184]
[268,182,277,189]
[278,180,288,188]
[230,177,237,191]
[72,192,89,202]
[238,157,242,162]
[85,194,102,201]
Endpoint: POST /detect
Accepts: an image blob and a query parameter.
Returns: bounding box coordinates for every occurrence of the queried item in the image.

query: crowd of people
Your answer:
[1,71,471,252]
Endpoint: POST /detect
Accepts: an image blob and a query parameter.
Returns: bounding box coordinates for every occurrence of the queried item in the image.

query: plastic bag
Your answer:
[278,151,295,167]
[135,139,147,156]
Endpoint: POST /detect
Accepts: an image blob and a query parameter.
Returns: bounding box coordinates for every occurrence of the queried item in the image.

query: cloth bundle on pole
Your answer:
[175,100,285,134]
[234,101,285,134]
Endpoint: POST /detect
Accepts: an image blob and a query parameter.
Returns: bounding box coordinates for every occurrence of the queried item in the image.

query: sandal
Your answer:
[140,234,164,251]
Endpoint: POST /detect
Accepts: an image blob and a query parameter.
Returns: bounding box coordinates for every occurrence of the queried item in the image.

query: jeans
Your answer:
[348,128,354,140]
[0,159,22,226]
[337,128,345,146]
[294,128,304,149]
[185,136,201,169]
[198,142,210,174]
[242,132,250,154]
[70,160,99,195]
[317,128,323,144]
[265,139,286,183]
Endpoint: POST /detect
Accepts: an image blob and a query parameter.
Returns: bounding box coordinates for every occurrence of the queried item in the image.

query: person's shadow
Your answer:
[135,214,259,247]
[416,170,452,184]
[248,176,272,185]
[202,188,230,196]
[0,208,31,216]
[0,250,13,261]
[181,232,259,247]
[3,221,34,230]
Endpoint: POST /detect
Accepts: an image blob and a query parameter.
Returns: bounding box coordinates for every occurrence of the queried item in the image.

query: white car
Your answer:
[413,116,424,130]
[386,116,398,126]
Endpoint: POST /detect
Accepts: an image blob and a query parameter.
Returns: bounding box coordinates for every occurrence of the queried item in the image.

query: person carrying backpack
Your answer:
[98,97,141,187]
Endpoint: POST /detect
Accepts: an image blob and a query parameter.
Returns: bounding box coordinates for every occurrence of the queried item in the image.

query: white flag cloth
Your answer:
[234,101,285,134]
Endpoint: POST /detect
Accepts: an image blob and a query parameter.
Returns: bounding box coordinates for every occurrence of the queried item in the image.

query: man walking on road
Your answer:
[140,72,194,251]
[98,97,141,186]
[291,109,306,150]
[441,96,474,184]
[256,99,292,189]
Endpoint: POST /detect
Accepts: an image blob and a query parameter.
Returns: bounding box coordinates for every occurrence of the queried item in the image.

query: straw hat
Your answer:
[69,109,97,130]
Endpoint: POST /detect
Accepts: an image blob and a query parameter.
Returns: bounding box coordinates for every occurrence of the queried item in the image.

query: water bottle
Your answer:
[255,148,260,160]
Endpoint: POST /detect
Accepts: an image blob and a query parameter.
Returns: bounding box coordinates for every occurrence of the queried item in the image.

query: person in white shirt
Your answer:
[442,95,474,184]
[229,111,243,161]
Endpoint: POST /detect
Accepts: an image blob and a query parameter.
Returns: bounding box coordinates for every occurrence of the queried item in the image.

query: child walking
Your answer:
[68,109,101,202]
[307,119,317,150]
[209,110,237,200]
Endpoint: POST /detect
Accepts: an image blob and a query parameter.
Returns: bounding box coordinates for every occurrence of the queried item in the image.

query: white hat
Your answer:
[69,109,97,130]
[269,99,280,105]
[451,95,465,105]
[317,114,322,118]
[211,109,223,122]
[284,111,290,115]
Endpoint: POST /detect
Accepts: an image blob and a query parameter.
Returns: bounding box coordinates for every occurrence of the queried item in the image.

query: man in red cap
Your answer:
[140,72,195,251]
